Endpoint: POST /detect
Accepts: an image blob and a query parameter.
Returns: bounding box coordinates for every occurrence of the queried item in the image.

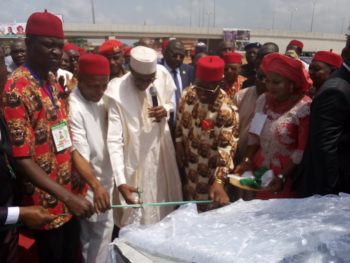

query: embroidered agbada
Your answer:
[176,87,239,210]
[2,66,76,229]
[105,65,182,227]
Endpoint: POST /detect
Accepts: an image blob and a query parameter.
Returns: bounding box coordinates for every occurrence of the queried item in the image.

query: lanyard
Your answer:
[25,64,58,112]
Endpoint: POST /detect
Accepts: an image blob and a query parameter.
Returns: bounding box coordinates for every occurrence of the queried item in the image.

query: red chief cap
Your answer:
[79,54,110,76]
[313,51,343,69]
[261,53,312,93]
[26,9,64,39]
[64,43,79,51]
[124,46,132,57]
[78,47,86,56]
[223,52,243,64]
[98,40,123,55]
[162,39,169,49]
[288,39,304,50]
[196,56,225,82]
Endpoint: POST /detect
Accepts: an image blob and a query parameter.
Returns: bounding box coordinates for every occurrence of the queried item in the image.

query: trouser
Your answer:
[0,228,18,263]
[80,211,114,263]
[34,217,80,263]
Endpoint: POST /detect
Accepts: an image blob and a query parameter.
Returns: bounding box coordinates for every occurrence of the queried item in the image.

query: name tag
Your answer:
[51,122,72,152]
[249,112,267,136]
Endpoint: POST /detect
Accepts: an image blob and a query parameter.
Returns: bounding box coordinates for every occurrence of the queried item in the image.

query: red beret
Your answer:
[162,39,169,51]
[64,43,79,51]
[196,56,224,82]
[261,53,312,93]
[313,51,342,69]
[26,10,64,39]
[79,54,110,76]
[98,40,123,55]
[288,39,304,50]
[223,52,243,64]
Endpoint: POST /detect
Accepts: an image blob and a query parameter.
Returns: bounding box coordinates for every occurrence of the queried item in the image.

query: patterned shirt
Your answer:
[175,86,239,209]
[2,66,74,229]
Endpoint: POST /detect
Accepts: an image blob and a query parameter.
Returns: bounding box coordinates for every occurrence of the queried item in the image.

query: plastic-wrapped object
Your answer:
[115,194,350,263]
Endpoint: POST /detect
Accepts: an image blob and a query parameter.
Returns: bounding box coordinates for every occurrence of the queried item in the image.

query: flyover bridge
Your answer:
[63,23,347,53]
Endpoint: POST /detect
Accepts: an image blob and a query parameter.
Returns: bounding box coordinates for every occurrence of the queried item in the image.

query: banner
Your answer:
[0,23,26,36]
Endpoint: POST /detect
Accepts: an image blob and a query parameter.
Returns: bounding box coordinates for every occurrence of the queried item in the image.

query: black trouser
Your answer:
[34,217,80,263]
[0,228,18,263]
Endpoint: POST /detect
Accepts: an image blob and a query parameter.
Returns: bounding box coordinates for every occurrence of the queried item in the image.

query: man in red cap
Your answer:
[2,10,94,262]
[0,47,55,263]
[296,36,350,196]
[308,50,342,97]
[286,39,304,57]
[175,56,239,210]
[222,51,247,99]
[285,39,309,69]
[69,54,113,263]
[99,39,125,80]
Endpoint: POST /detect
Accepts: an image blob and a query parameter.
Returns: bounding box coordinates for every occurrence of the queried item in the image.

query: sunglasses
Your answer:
[169,52,185,59]
[195,84,220,94]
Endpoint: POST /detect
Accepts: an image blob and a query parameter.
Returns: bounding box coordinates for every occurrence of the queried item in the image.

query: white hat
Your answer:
[130,46,157,75]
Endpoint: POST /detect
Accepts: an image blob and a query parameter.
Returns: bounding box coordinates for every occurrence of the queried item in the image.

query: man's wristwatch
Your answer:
[277,174,286,184]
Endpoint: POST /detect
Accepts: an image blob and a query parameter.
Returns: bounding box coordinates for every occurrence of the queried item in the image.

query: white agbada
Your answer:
[105,65,183,227]
[69,87,114,263]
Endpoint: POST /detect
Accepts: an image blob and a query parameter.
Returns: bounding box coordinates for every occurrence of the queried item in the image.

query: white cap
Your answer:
[130,46,157,75]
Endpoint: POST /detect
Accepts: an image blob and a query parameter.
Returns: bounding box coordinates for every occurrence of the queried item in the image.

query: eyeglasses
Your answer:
[195,84,220,94]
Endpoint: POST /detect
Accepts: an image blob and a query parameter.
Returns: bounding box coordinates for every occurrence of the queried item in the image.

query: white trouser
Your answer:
[80,210,114,263]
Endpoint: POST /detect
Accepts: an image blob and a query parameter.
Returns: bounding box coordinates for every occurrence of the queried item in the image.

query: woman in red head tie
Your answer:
[232,53,312,200]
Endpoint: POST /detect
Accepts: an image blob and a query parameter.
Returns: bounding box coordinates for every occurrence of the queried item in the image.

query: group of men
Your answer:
[1,8,350,263]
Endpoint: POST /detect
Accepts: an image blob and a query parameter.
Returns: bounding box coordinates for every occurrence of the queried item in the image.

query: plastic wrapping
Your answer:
[115,194,350,263]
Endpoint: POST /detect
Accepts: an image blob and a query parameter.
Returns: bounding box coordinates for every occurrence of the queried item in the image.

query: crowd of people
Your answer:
[0,9,350,263]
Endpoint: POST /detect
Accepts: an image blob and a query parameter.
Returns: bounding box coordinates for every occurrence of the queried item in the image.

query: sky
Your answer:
[0,0,349,34]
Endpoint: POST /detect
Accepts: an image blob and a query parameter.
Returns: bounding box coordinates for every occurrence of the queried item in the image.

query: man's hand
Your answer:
[118,184,142,204]
[92,183,111,214]
[209,182,230,206]
[64,193,95,218]
[233,158,253,175]
[148,106,167,122]
[65,74,78,93]
[175,142,186,168]
[19,206,56,229]
[268,176,284,193]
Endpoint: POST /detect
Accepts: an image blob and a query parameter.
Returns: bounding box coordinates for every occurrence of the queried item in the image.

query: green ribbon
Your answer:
[111,200,213,208]
[239,167,269,188]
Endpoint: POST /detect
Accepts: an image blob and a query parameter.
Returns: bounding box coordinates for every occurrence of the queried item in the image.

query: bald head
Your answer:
[164,39,185,69]
[138,38,155,49]
[10,39,26,67]
[217,40,234,58]
[255,42,279,68]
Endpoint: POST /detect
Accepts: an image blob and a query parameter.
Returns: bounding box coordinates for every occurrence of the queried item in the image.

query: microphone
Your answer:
[150,86,158,107]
